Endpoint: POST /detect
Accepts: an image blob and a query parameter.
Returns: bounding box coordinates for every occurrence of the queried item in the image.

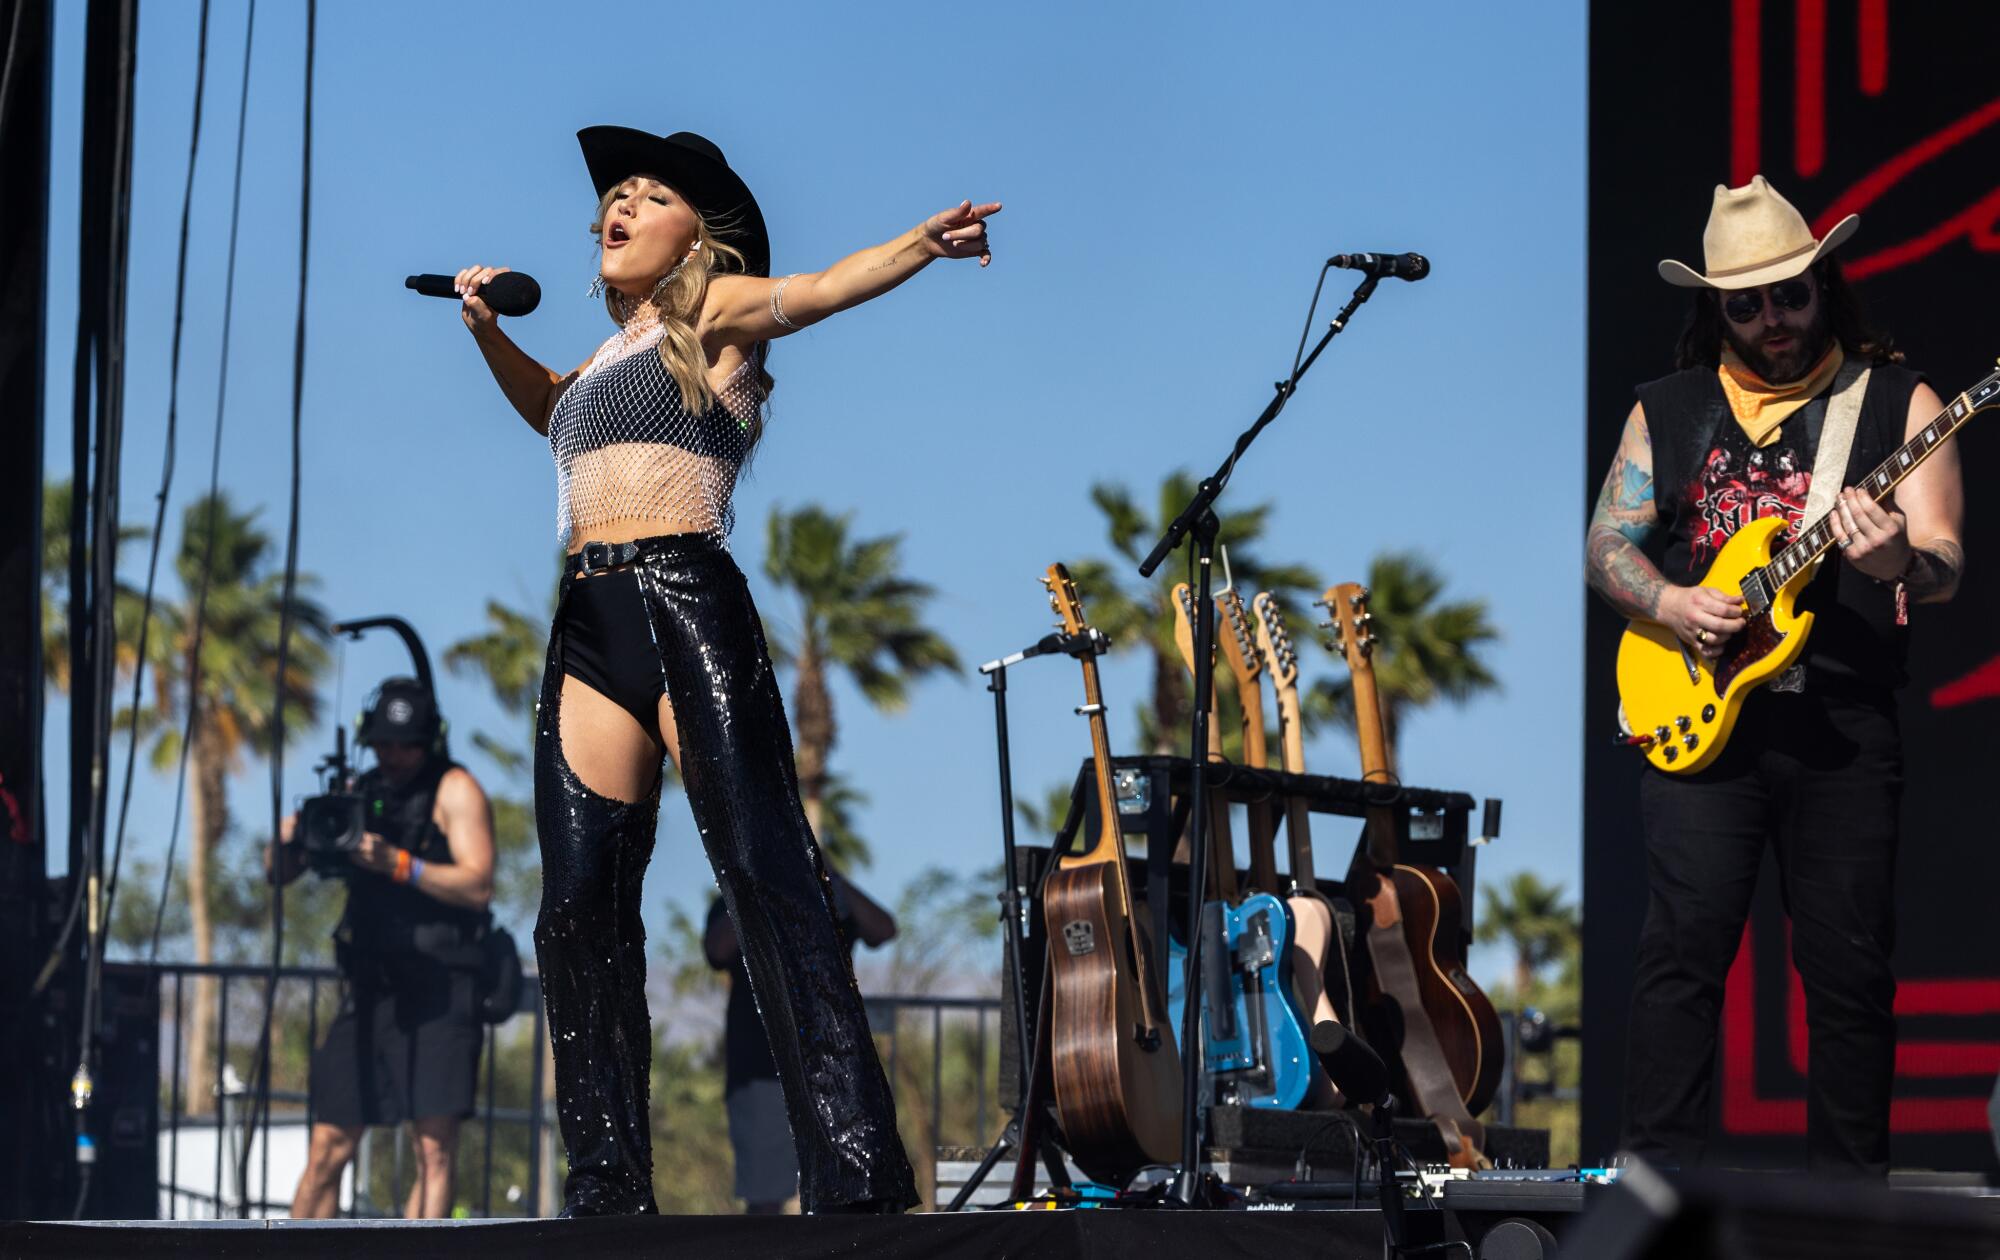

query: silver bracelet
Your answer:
[768,273,802,330]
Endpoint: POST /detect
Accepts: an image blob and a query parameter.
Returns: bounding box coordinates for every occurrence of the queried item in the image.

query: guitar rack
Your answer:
[999,754,1488,1112]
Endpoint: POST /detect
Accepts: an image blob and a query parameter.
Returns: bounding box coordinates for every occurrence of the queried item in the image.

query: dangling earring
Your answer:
[587,273,605,300]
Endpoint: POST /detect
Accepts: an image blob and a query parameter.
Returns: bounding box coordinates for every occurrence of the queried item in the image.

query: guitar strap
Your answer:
[1803,361,1872,529]
[1771,361,1869,693]
[1364,876,1492,1169]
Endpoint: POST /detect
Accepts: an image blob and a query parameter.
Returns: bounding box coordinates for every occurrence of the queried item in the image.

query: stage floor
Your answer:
[3,1210,1396,1260]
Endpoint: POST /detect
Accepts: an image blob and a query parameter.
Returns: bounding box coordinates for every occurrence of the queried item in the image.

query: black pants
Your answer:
[1622,687,1902,1175]
[531,533,917,1215]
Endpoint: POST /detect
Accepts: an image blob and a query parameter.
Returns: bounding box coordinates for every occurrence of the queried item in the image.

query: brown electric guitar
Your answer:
[1041,563,1184,1175]
[1323,581,1503,1122]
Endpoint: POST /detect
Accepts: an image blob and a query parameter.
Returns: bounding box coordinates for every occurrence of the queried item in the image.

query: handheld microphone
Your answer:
[405,271,542,317]
[1310,1019,1391,1106]
[1327,252,1430,282]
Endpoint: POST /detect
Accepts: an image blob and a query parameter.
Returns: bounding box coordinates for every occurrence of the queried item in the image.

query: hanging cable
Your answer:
[148,0,257,966]
[237,0,313,1211]
[99,0,212,983]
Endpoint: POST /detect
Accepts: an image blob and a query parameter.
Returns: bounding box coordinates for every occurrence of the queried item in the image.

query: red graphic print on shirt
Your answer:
[1687,433,1812,571]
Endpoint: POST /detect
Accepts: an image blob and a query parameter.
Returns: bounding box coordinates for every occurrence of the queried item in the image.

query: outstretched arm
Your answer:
[701,200,1002,346]
[1586,401,1743,658]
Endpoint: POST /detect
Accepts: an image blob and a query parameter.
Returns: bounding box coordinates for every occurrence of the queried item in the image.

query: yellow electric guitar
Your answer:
[1617,364,1999,773]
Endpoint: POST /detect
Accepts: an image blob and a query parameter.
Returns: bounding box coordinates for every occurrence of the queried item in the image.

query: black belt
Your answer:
[566,533,721,578]
[568,540,647,577]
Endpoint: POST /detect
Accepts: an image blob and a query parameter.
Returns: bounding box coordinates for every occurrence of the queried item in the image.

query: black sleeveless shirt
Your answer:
[1636,361,1923,695]
[337,758,485,957]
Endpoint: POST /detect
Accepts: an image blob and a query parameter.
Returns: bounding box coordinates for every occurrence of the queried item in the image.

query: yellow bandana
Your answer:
[1717,343,1844,448]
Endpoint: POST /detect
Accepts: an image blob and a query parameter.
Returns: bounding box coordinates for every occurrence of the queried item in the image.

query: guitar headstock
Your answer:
[1252,591,1299,693]
[1216,588,1264,693]
[1317,582,1376,677]
[1043,563,1090,636]
[1964,361,2000,416]
[1170,582,1208,677]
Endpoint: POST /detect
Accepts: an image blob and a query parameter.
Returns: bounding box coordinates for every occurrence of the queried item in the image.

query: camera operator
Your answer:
[269,677,496,1220]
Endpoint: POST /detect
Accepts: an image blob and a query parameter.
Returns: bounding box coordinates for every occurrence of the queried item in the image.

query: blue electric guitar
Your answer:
[1162,582,1313,1110]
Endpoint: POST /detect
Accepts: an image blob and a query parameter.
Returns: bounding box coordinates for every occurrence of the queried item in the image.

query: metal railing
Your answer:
[142,961,996,1218]
[1490,1006,1582,1129]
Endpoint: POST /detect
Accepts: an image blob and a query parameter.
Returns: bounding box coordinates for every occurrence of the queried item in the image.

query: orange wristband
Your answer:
[393,849,412,883]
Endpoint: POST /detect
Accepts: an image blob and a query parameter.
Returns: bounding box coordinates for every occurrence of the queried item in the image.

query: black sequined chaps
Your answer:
[533,533,919,1215]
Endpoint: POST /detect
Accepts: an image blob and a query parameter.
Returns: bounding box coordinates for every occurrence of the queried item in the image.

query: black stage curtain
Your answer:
[0,0,55,1223]
[1585,0,2000,1170]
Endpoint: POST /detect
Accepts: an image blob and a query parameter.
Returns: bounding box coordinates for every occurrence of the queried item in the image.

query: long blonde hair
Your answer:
[589,186,772,446]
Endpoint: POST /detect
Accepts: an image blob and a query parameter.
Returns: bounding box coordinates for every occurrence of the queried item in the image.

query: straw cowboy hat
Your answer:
[1658,175,1859,290]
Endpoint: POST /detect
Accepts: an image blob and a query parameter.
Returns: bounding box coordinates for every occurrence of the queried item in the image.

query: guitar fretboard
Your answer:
[1754,371,1998,596]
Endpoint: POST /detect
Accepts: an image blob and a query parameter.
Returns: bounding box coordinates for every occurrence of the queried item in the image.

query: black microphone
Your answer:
[1310,1019,1391,1106]
[978,628,1111,674]
[405,271,542,316]
[1327,252,1430,282]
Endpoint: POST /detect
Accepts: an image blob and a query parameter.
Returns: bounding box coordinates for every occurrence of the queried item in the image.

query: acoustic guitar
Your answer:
[1617,364,1998,773]
[1324,581,1504,1124]
[1163,583,1313,1111]
[1040,563,1183,1174]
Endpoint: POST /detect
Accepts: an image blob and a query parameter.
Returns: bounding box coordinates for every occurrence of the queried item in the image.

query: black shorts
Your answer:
[560,566,669,746]
[310,956,482,1128]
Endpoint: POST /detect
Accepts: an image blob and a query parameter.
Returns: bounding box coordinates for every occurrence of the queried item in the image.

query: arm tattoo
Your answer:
[1904,538,1964,603]
[1586,411,1667,618]
[1588,527,1668,619]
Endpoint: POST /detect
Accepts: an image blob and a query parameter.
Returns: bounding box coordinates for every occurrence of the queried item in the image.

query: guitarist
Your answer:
[1584,176,1963,1176]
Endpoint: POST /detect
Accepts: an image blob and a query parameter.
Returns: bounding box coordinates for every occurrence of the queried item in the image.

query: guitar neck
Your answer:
[1241,695,1281,893]
[1350,665,1400,871]
[1072,651,1127,870]
[1272,684,1317,893]
[1758,386,1978,596]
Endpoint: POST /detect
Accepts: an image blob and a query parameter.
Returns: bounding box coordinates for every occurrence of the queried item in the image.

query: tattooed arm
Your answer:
[1587,401,1744,657]
[1586,402,1667,619]
[1828,381,1964,601]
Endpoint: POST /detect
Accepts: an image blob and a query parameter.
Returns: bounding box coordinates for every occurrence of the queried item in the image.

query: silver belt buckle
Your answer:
[578,541,612,575]
[1770,663,1806,694]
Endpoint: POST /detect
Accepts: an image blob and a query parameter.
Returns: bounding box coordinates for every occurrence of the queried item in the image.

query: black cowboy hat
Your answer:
[577,127,770,279]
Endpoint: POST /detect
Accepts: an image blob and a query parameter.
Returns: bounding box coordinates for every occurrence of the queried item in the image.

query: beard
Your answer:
[1722,303,1834,384]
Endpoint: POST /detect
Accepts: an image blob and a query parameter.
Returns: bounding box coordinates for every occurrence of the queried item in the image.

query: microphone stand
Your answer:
[944,630,1108,1210]
[1141,270,1383,1208]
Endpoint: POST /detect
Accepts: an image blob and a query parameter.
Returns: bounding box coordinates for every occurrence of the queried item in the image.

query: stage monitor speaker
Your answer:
[47,963,160,1220]
[1563,1162,2000,1259]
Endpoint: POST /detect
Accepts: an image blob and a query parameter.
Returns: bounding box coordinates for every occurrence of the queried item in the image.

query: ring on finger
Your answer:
[1697,627,1710,645]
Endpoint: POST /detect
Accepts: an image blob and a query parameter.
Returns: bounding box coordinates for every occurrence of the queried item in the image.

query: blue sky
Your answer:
[40,0,1588,987]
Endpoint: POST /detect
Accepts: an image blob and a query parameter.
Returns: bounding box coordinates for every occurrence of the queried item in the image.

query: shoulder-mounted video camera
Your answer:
[295,617,448,875]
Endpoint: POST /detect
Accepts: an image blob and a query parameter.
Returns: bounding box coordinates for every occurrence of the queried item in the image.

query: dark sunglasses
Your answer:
[1722,278,1814,324]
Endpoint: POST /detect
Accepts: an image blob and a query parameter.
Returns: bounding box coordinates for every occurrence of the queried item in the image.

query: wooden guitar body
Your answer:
[1045,863,1183,1172]
[1616,516,1808,775]
[1039,563,1184,1180]
[1358,865,1504,1116]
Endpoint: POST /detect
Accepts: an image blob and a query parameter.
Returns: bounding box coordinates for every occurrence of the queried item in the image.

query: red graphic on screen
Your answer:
[1721,923,2000,1135]
[1707,2,2000,1146]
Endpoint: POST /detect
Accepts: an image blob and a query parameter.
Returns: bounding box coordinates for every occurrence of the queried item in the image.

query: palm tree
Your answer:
[445,593,552,779]
[1076,472,1320,756]
[1474,872,1579,1002]
[1308,550,1499,771]
[762,505,959,838]
[133,492,330,1113]
[40,478,149,690]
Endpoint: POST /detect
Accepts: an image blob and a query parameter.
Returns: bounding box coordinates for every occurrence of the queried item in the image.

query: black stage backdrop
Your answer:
[0,0,54,1221]
[1585,0,2000,1169]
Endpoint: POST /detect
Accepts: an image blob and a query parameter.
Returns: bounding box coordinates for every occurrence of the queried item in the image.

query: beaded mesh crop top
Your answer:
[547,321,762,545]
